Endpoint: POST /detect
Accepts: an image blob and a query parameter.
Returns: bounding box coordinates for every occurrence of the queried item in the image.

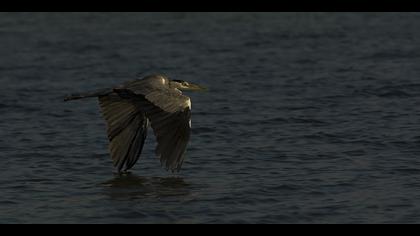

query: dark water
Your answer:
[1,12,420,223]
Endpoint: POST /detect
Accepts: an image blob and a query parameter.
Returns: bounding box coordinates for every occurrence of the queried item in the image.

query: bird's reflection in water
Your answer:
[101,172,191,201]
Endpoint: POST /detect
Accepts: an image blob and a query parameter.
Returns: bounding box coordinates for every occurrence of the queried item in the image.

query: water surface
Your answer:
[1,12,420,223]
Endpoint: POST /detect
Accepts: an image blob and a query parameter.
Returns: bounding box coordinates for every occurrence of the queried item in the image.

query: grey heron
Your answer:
[64,74,206,173]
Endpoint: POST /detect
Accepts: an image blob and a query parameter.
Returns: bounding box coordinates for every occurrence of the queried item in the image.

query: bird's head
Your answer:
[169,79,207,91]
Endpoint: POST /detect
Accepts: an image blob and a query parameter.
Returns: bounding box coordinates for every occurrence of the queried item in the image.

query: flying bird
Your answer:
[64,74,206,173]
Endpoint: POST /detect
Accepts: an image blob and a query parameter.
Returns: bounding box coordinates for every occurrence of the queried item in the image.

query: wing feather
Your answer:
[98,94,148,172]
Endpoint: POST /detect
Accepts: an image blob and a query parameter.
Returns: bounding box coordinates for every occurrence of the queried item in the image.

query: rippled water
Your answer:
[1,12,420,223]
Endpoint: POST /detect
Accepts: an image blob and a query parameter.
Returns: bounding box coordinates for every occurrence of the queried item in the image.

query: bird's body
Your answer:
[65,75,205,173]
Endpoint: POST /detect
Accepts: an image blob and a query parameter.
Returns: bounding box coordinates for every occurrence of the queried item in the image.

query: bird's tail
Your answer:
[64,88,112,101]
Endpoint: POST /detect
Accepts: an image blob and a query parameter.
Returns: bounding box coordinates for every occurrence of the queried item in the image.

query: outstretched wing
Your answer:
[145,91,191,172]
[98,93,148,172]
[117,88,192,172]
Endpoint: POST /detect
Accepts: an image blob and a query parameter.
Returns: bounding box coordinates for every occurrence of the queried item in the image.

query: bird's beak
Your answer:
[186,83,207,91]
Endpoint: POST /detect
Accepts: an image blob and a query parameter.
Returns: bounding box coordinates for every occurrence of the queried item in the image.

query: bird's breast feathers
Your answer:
[185,98,191,109]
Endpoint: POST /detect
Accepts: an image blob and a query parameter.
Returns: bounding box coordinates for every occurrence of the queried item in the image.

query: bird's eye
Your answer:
[182,82,188,86]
